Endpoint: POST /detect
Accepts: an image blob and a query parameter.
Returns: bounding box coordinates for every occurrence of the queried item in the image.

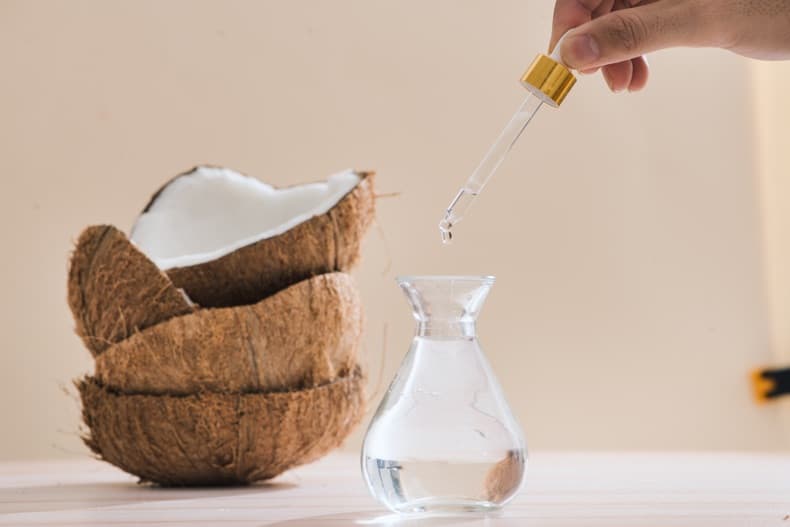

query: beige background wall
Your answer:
[753,61,790,437]
[1,0,789,460]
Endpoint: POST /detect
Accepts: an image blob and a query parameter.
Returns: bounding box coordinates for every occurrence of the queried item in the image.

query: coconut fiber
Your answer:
[78,368,365,486]
[68,225,194,356]
[94,273,361,395]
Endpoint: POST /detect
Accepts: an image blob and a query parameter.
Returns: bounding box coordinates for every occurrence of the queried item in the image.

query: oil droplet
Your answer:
[438,217,453,245]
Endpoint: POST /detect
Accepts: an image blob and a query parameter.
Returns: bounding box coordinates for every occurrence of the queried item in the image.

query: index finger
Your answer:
[549,0,602,52]
[549,0,645,52]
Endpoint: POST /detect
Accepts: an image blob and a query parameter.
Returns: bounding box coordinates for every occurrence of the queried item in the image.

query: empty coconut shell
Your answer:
[94,272,362,395]
[78,367,365,486]
[131,167,375,308]
[67,225,194,356]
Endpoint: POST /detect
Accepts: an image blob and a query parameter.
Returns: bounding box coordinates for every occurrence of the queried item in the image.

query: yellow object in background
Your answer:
[751,367,790,403]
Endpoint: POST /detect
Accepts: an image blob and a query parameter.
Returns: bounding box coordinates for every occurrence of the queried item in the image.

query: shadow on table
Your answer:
[0,480,296,514]
[264,510,502,527]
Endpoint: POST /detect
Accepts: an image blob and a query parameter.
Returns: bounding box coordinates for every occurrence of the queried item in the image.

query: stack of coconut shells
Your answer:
[68,167,374,485]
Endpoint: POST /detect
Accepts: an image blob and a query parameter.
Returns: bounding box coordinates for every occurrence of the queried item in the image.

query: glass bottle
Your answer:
[361,275,527,514]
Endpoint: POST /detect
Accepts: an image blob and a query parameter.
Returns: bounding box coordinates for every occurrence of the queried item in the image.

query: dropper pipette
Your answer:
[439,43,576,244]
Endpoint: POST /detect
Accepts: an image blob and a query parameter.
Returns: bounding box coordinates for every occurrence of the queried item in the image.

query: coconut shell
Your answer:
[78,367,365,486]
[94,273,361,394]
[162,172,375,308]
[67,225,194,356]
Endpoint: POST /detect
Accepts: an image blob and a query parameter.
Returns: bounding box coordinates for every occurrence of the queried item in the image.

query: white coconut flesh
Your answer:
[130,167,362,270]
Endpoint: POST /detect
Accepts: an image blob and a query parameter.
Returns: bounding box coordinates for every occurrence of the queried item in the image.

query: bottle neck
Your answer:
[416,320,476,338]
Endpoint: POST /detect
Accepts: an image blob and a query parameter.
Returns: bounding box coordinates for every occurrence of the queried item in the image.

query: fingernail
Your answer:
[603,74,622,93]
[610,76,622,93]
[564,34,600,68]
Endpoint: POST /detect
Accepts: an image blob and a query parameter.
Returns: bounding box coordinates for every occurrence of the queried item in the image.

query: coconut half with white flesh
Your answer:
[131,166,375,307]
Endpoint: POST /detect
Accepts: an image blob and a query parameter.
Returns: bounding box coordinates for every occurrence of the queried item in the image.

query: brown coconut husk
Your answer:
[67,225,194,356]
[161,171,375,308]
[78,367,365,486]
[94,273,361,394]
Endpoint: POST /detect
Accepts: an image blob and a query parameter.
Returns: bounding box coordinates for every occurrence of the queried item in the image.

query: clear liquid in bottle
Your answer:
[361,276,527,514]
[364,450,525,513]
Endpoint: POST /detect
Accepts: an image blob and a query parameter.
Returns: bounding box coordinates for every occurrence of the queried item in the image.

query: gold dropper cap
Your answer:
[520,54,576,107]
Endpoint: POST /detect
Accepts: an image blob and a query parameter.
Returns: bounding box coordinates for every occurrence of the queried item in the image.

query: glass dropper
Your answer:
[439,45,577,244]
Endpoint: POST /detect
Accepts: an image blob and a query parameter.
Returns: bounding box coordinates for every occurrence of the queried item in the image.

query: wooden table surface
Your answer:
[1,452,789,526]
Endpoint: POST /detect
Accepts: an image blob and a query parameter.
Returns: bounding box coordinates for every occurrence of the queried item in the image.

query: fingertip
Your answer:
[551,0,596,55]
[602,68,615,93]
[628,56,650,91]
[602,62,633,93]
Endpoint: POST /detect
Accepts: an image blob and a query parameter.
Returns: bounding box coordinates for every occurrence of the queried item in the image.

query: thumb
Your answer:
[558,2,707,70]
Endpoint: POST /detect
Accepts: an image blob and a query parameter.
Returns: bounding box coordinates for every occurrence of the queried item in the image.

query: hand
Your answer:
[550,0,790,93]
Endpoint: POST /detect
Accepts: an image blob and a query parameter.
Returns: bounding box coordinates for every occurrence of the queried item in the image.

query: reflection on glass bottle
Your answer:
[361,275,527,514]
